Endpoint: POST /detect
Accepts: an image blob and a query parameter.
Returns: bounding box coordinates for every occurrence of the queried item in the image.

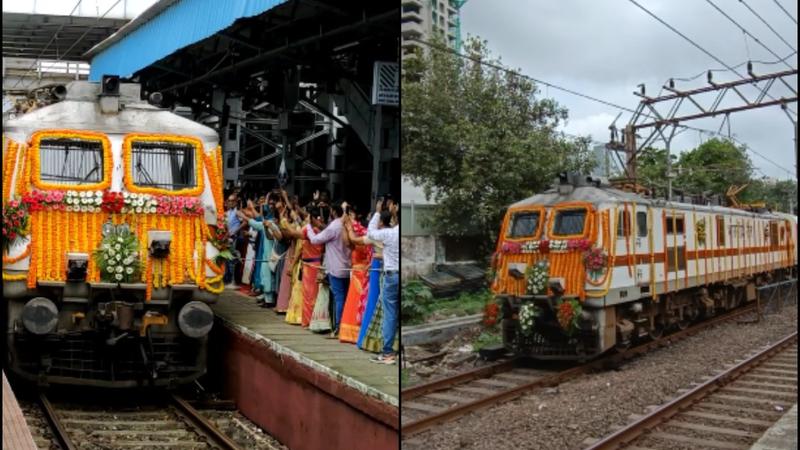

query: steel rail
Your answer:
[38,393,78,450]
[585,330,798,450]
[402,358,517,401]
[401,304,758,436]
[171,394,243,450]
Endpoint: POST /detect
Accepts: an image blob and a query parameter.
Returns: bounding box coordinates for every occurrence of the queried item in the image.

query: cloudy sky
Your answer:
[461,0,798,181]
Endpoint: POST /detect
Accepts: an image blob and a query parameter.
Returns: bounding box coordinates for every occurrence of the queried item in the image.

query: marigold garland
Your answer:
[29,130,113,192]
[122,133,205,197]
[2,243,31,264]
[16,145,30,196]
[203,150,224,216]
[206,258,224,275]
[3,140,19,201]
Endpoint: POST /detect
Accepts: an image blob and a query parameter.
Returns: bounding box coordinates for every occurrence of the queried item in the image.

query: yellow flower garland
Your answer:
[29,130,113,191]
[122,133,205,197]
[3,140,19,201]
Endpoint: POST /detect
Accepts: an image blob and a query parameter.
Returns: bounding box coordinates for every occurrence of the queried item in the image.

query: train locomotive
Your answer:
[2,79,226,387]
[492,173,797,361]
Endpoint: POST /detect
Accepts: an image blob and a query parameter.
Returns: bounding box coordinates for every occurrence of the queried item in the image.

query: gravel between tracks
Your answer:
[402,305,797,450]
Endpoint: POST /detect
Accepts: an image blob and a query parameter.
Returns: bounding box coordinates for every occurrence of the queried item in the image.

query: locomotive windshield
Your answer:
[508,211,540,238]
[552,208,586,236]
[131,140,196,191]
[39,138,104,185]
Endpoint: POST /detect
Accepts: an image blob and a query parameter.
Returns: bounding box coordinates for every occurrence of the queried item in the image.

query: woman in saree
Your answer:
[338,208,371,344]
[280,206,323,327]
[355,226,384,349]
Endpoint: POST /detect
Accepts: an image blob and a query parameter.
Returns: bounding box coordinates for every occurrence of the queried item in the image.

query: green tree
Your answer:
[635,146,675,198]
[402,37,594,253]
[673,138,753,198]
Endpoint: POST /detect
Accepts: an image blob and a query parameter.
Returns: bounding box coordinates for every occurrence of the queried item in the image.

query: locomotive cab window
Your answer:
[38,137,104,185]
[552,208,586,236]
[130,139,197,190]
[507,211,541,238]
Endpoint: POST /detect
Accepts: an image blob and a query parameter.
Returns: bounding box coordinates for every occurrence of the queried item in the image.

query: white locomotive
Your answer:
[492,173,797,360]
[2,78,226,387]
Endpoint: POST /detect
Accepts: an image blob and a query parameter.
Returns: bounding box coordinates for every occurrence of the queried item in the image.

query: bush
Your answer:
[402,280,433,324]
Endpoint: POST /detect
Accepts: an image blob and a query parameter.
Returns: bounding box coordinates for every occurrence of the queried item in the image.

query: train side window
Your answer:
[780,225,785,242]
[636,211,647,237]
[666,215,685,234]
[617,210,631,237]
[716,216,725,246]
[770,222,779,246]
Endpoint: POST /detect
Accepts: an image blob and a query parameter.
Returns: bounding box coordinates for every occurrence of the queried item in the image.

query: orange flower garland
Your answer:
[122,133,205,197]
[16,145,30,196]
[29,130,112,192]
[203,150,224,216]
[3,140,19,201]
[2,243,31,264]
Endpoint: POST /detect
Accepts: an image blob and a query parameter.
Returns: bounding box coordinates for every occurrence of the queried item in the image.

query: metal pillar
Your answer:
[213,90,242,185]
[371,105,383,204]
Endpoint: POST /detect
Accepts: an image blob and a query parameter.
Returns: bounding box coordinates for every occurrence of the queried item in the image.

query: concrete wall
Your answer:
[401,235,437,282]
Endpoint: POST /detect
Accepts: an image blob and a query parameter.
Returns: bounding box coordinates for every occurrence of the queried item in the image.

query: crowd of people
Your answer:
[222,187,399,364]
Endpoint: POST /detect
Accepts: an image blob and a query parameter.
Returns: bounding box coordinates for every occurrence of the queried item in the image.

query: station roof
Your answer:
[86,0,288,81]
[2,12,129,61]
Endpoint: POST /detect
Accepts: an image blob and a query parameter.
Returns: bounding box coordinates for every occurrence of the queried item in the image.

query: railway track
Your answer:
[586,330,797,450]
[401,303,760,436]
[24,392,282,450]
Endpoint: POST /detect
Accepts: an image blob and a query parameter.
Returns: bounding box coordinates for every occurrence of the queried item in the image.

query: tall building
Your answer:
[401,0,465,58]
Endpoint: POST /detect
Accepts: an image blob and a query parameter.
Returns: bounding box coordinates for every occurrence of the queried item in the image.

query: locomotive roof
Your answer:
[4,81,218,143]
[509,184,796,222]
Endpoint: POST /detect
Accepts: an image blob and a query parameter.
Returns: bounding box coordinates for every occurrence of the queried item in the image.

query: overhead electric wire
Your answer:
[739,0,797,52]
[669,51,796,83]
[409,37,796,180]
[626,0,796,116]
[771,0,798,25]
[704,0,794,70]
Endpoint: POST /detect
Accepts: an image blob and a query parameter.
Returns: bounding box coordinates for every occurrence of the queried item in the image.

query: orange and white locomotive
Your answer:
[492,173,797,360]
[2,79,226,387]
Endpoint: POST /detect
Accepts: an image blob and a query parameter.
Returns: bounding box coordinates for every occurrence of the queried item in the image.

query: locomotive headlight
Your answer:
[66,252,89,281]
[148,231,173,258]
[22,297,59,335]
[178,301,214,338]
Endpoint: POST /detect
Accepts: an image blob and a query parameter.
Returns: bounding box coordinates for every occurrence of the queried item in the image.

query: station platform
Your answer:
[208,290,399,450]
[749,404,797,450]
[2,371,38,450]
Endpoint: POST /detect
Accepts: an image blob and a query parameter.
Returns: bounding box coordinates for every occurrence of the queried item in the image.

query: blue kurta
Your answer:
[248,217,276,296]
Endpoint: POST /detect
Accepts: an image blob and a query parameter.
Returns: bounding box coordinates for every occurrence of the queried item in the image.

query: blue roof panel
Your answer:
[89,0,287,81]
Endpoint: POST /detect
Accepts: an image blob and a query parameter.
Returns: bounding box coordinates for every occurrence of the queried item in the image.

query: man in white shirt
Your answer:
[367,200,399,364]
